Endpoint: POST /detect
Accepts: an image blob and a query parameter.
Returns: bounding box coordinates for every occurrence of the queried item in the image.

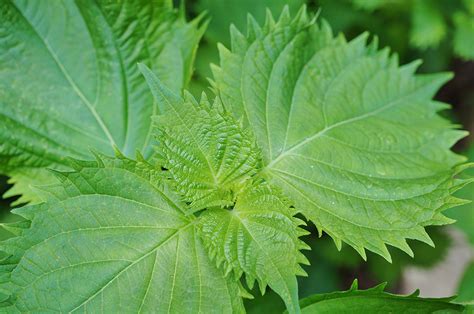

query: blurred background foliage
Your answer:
[188,0,474,92]
[0,0,473,309]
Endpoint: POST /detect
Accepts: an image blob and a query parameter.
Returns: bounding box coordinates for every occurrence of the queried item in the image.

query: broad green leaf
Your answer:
[0,0,204,204]
[410,0,447,49]
[297,280,467,313]
[0,154,245,313]
[140,64,260,211]
[212,7,469,261]
[198,182,309,313]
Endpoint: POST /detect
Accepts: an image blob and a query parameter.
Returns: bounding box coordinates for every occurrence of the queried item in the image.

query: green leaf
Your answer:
[447,145,474,245]
[140,64,261,211]
[2,169,57,206]
[453,11,474,60]
[189,0,304,97]
[0,0,204,204]
[212,7,469,261]
[141,65,309,313]
[297,280,467,313]
[198,182,309,313]
[456,262,474,303]
[0,154,245,312]
[410,0,447,49]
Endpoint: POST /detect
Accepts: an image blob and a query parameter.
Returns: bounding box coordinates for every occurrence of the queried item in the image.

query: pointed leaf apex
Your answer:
[377,243,392,263]
[350,279,359,290]
[139,63,181,113]
[293,4,309,25]
[333,237,342,251]
[374,282,388,292]
[279,5,291,24]
[401,242,414,258]
[310,8,322,25]
[295,265,308,277]
[246,14,262,40]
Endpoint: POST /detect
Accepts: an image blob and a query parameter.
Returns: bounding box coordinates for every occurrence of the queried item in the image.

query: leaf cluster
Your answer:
[0,1,472,313]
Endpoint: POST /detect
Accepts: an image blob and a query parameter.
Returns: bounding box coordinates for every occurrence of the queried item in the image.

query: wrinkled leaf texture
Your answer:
[0,4,472,314]
[212,6,471,262]
[0,0,204,204]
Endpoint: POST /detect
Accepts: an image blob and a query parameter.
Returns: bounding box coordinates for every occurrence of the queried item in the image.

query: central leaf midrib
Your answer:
[265,81,433,170]
[232,212,296,311]
[157,89,219,186]
[272,167,446,202]
[273,173,428,232]
[90,2,131,153]
[11,1,118,149]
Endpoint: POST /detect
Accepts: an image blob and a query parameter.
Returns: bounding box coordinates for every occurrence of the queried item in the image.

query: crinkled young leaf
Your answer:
[198,182,309,313]
[212,7,469,261]
[297,280,467,313]
[0,0,204,204]
[0,155,245,313]
[140,65,311,313]
[140,64,260,211]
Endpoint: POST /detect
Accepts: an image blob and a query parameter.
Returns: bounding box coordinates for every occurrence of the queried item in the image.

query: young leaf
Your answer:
[212,7,469,260]
[0,0,204,204]
[297,280,467,313]
[140,66,310,313]
[198,182,309,313]
[0,155,245,313]
[140,64,260,211]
